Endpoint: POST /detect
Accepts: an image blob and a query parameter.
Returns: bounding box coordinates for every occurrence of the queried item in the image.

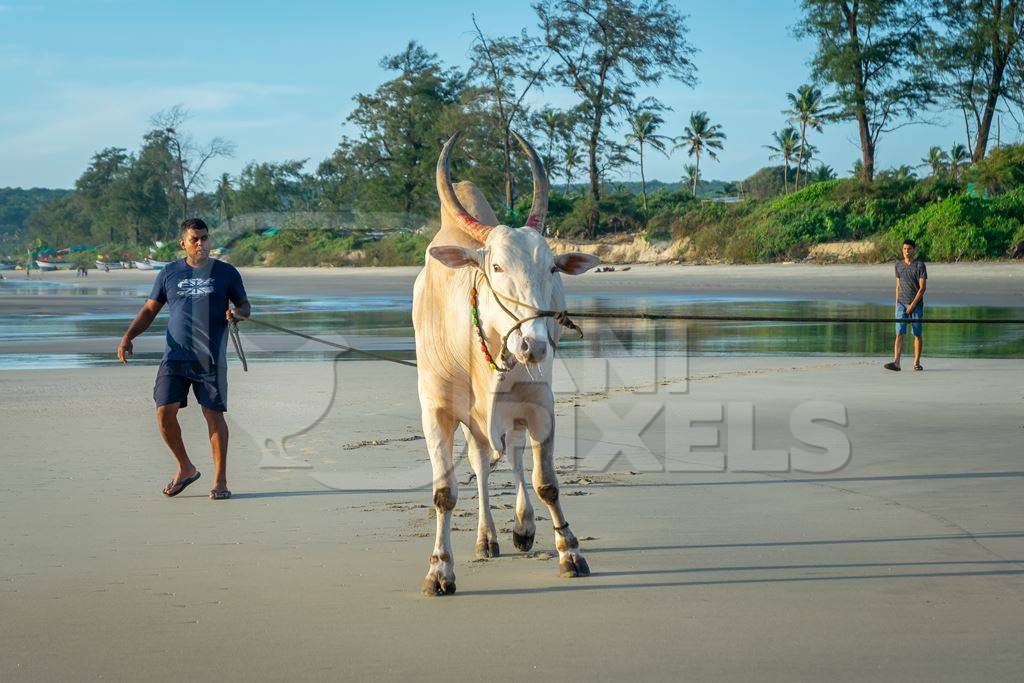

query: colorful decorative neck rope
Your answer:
[470,283,500,371]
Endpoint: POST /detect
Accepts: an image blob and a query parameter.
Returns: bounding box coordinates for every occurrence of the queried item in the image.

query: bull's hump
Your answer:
[452,180,499,227]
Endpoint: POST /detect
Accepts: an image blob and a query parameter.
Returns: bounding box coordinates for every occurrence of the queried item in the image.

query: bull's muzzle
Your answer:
[518,336,548,364]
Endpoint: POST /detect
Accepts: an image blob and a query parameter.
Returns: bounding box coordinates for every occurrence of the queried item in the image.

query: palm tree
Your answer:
[562,143,581,195]
[625,110,671,213]
[681,164,698,192]
[850,159,864,180]
[675,111,726,197]
[811,164,837,182]
[765,126,800,194]
[798,142,818,175]
[215,173,233,228]
[784,84,832,191]
[920,146,950,177]
[542,108,563,166]
[889,165,917,182]
[949,143,969,182]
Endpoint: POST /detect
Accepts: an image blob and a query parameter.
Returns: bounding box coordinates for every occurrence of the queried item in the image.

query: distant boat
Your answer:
[36,260,72,271]
[0,262,14,271]
[134,258,168,271]
[96,260,126,270]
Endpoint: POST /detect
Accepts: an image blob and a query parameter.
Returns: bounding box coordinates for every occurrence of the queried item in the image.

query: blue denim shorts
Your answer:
[154,360,228,412]
[896,303,923,337]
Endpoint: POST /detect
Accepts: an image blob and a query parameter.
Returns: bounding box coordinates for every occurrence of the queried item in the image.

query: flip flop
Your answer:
[914,363,923,371]
[209,488,232,500]
[163,470,201,497]
[884,362,901,372]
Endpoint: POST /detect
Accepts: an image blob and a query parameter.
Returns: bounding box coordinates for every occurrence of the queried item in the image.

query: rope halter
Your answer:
[472,270,584,373]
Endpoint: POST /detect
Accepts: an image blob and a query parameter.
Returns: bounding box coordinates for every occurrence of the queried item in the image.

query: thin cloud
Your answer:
[0,80,302,184]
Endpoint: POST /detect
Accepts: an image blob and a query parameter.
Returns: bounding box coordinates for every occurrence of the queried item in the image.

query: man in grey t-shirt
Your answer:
[884,238,927,371]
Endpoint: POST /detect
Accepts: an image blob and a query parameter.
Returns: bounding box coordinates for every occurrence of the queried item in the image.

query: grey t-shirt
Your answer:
[895,259,927,305]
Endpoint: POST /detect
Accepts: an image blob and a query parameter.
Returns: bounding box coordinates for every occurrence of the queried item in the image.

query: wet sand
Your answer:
[1,354,1023,680]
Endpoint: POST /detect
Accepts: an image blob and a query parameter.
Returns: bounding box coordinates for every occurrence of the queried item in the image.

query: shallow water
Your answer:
[1,278,1023,369]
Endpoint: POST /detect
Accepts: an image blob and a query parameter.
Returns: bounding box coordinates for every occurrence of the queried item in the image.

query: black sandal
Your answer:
[163,470,200,497]
[884,362,901,372]
[914,363,923,371]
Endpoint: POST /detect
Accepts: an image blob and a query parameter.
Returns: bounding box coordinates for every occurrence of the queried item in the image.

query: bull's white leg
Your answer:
[421,407,458,596]
[508,428,536,551]
[527,413,590,578]
[463,425,499,559]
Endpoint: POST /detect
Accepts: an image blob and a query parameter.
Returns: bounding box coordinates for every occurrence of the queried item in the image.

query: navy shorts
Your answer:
[896,303,923,337]
[154,361,228,412]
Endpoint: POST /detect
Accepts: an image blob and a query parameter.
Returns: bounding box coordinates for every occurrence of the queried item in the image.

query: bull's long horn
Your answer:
[436,131,492,244]
[511,130,549,231]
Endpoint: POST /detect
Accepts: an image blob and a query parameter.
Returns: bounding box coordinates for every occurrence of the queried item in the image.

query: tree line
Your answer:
[20,0,1024,252]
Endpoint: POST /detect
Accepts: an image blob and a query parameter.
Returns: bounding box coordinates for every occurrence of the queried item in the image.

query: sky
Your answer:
[0,0,995,190]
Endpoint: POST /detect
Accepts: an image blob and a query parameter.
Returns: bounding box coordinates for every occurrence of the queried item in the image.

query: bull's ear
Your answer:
[429,246,482,269]
[554,252,600,275]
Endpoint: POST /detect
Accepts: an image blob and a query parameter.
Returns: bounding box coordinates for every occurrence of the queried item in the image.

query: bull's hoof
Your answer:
[475,540,500,559]
[512,530,535,552]
[559,553,591,578]
[421,574,457,597]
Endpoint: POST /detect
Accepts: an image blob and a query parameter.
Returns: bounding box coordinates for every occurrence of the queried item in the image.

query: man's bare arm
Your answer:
[907,278,926,312]
[118,299,164,363]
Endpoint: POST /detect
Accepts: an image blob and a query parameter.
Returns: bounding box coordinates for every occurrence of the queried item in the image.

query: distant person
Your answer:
[117,218,250,500]
[885,238,927,372]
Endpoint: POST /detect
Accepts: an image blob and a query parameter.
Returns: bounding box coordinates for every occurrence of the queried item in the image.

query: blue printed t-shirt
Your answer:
[149,258,247,366]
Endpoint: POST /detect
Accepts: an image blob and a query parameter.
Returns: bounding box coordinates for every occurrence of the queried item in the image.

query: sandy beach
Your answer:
[2,264,1023,680]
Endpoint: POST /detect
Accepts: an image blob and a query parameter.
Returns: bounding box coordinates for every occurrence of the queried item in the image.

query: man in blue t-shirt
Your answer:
[118,218,250,500]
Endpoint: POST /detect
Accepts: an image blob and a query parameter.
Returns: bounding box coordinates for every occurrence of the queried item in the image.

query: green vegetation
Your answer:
[226,230,433,268]
[593,157,1024,262]
[0,188,72,256]
[0,188,71,237]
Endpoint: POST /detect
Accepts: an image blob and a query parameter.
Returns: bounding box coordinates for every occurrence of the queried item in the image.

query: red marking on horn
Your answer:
[456,210,492,243]
[511,130,549,233]
[437,131,494,244]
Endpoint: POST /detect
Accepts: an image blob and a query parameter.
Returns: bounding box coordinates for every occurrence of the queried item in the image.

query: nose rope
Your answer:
[475,271,585,373]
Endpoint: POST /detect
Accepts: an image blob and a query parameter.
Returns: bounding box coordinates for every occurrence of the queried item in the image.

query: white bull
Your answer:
[413,131,599,596]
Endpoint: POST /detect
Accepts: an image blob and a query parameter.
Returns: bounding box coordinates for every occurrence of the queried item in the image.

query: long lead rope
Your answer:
[228,319,248,371]
[477,271,1024,328]
[227,283,1024,372]
[567,312,1024,324]
[229,316,418,370]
